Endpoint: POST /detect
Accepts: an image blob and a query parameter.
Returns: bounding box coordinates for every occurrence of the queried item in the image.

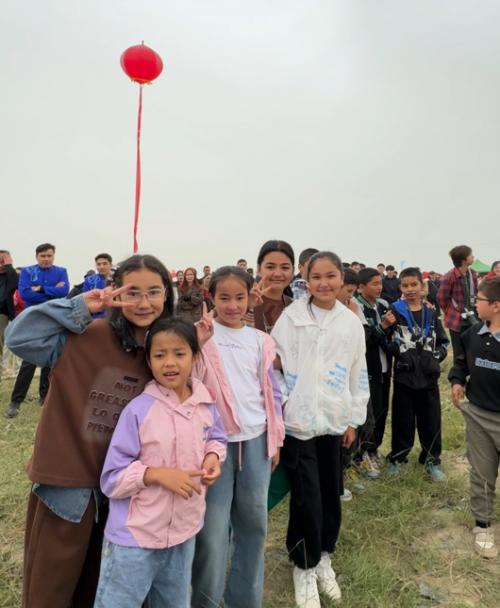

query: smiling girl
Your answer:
[191,265,284,608]
[251,240,295,333]
[271,251,369,608]
[5,254,214,608]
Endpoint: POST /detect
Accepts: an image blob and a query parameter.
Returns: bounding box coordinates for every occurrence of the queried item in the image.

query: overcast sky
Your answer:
[2,0,499,281]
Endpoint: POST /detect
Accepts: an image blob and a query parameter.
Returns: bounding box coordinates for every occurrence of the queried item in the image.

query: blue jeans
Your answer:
[94,537,195,608]
[191,432,272,608]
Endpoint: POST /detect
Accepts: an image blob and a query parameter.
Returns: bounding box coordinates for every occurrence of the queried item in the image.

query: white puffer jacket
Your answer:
[271,299,369,440]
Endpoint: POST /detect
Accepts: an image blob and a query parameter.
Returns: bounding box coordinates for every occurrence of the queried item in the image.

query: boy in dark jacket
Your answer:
[449,277,500,558]
[356,268,395,477]
[387,267,449,481]
[381,265,400,304]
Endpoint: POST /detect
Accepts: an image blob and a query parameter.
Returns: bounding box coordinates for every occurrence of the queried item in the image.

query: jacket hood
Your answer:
[283,298,351,327]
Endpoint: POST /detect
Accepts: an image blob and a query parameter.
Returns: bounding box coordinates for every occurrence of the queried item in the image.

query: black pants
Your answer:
[369,372,391,452]
[449,329,465,363]
[11,360,50,404]
[282,434,342,570]
[388,383,442,465]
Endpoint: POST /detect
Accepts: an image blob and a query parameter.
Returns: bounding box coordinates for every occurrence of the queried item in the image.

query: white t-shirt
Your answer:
[213,321,267,442]
[310,303,331,326]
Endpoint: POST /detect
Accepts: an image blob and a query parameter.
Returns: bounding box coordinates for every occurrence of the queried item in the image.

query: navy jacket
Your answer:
[449,322,500,413]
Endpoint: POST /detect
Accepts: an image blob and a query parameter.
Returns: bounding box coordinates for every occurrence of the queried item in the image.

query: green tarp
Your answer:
[471,258,491,274]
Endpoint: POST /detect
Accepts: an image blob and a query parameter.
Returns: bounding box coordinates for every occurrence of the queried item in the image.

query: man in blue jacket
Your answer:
[5,243,69,418]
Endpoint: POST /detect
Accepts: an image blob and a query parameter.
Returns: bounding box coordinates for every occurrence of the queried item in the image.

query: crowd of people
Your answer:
[0,241,499,608]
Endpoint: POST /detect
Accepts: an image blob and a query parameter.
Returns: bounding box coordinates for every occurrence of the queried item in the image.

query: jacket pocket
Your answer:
[420,350,440,379]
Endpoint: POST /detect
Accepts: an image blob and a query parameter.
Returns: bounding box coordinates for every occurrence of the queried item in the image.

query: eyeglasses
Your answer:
[121,287,166,303]
[473,296,491,303]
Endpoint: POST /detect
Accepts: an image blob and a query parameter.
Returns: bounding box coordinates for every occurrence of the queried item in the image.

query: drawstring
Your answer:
[238,442,243,471]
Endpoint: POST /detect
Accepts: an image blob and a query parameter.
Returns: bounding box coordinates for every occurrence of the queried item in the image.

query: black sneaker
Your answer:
[5,402,21,418]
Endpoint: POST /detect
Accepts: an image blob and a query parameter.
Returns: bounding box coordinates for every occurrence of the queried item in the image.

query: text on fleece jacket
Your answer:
[101,378,226,550]
[193,328,285,457]
[271,299,370,440]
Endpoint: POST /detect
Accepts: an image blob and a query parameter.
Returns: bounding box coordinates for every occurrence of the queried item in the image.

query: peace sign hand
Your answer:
[196,301,215,346]
[83,285,134,315]
[248,283,264,309]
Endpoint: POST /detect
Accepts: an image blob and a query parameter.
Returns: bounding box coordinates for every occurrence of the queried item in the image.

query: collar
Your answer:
[356,295,377,310]
[478,322,500,343]
[144,377,215,413]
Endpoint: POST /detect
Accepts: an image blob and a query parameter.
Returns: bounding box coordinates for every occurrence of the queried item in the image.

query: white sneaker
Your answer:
[340,488,352,502]
[293,566,321,608]
[359,451,380,479]
[473,526,498,559]
[316,552,342,601]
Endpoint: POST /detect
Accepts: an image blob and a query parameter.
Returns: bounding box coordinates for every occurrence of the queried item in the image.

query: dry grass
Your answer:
[1,360,499,607]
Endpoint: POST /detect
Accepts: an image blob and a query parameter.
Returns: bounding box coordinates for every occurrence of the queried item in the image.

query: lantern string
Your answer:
[133,84,143,253]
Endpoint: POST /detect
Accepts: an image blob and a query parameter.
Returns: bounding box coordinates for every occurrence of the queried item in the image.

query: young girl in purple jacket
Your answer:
[95,318,227,608]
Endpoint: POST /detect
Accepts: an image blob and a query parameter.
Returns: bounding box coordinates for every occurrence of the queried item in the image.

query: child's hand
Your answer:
[144,467,204,499]
[201,453,221,486]
[83,284,135,315]
[451,384,465,409]
[196,302,215,346]
[271,448,280,471]
[342,426,356,448]
[381,310,396,329]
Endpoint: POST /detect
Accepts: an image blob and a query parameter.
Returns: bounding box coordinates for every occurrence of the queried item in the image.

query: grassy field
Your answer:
[1,361,499,608]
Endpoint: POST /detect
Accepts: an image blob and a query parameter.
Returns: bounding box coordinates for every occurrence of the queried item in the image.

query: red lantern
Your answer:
[121,42,164,252]
[120,43,163,84]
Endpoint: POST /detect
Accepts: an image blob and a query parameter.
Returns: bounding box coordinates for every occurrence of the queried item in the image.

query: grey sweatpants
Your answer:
[461,401,500,524]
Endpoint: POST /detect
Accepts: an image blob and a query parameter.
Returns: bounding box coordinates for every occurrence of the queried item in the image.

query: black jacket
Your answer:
[0,265,19,320]
[356,297,392,384]
[388,299,448,390]
[381,276,400,304]
[449,322,500,413]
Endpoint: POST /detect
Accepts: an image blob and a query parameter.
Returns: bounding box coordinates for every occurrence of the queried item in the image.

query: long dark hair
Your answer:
[109,254,174,351]
[256,240,295,267]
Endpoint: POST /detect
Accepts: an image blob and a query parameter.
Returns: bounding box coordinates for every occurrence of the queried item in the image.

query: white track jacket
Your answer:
[271,299,369,440]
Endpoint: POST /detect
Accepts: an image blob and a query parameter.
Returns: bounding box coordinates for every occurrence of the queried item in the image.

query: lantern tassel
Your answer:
[133,84,143,253]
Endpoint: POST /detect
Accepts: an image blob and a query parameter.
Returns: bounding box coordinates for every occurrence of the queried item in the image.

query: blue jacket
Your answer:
[82,274,109,318]
[82,274,108,292]
[19,265,70,306]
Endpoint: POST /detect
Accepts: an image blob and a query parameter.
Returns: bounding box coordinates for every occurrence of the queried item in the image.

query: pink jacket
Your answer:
[194,328,285,458]
[101,379,226,549]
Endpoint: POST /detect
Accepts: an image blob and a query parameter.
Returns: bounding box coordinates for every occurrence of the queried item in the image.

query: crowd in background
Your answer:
[0,242,499,608]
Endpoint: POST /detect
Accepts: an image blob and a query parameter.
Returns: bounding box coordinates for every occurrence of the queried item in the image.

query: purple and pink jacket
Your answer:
[194,329,285,457]
[101,378,226,549]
